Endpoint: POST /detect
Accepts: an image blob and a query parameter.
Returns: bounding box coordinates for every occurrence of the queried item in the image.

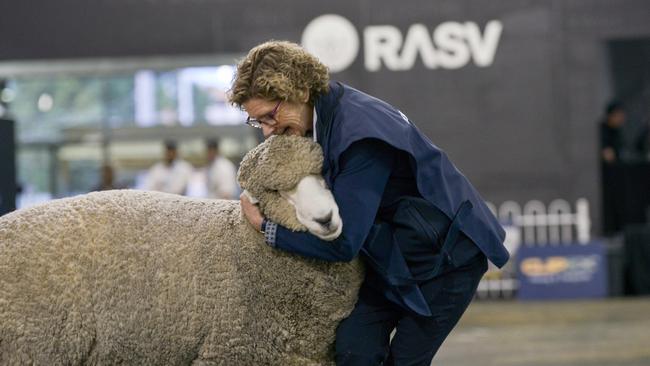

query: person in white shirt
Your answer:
[205,139,238,200]
[144,140,194,195]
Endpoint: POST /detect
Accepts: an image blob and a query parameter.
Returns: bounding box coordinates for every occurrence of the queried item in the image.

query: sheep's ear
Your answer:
[241,190,259,204]
[237,141,268,195]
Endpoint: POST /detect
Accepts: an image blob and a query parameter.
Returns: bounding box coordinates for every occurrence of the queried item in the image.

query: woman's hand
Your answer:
[240,192,265,232]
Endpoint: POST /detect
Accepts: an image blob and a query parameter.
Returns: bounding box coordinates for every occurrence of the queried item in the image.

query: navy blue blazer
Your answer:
[274,81,509,316]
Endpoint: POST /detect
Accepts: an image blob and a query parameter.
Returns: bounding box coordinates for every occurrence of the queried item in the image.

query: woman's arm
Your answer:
[269,138,396,262]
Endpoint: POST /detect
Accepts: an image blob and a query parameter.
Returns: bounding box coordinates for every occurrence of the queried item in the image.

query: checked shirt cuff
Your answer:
[263,220,278,247]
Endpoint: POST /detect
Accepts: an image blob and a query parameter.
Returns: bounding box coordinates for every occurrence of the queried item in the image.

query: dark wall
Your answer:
[0,119,16,215]
[2,0,650,231]
[607,39,650,161]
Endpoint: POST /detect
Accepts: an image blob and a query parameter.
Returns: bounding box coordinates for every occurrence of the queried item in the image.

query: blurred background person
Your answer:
[144,140,194,195]
[600,101,626,235]
[600,100,650,235]
[600,101,626,164]
[205,138,238,199]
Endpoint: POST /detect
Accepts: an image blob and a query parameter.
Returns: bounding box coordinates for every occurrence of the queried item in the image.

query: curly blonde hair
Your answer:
[228,41,330,107]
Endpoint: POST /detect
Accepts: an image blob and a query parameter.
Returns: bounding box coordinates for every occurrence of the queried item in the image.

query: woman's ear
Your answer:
[299,89,310,104]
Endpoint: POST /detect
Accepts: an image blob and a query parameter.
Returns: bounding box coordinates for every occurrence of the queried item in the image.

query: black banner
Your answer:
[0,118,16,215]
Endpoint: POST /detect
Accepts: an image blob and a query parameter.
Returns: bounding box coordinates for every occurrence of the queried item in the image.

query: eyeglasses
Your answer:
[245,100,282,129]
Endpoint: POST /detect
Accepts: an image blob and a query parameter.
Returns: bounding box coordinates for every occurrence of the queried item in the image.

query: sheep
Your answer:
[0,135,364,366]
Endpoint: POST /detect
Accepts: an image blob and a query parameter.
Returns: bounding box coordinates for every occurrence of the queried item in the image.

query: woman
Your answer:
[231,41,509,366]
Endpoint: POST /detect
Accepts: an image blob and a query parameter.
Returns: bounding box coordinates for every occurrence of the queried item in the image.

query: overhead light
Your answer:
[37,93,54,112]
[0,88,15,103]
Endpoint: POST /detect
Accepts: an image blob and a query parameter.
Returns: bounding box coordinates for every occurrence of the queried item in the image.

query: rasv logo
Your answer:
[302,14,503,73]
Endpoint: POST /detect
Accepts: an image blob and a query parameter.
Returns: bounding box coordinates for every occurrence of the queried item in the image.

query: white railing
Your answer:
[495,198,590,246]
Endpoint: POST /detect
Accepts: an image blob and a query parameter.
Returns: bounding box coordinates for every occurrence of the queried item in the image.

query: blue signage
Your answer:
[517,241,608,300]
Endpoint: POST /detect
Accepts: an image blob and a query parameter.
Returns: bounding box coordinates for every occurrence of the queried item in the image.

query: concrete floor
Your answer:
[434,298,650,366]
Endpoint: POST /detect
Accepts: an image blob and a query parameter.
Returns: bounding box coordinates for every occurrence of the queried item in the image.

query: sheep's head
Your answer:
[238,135,342,241]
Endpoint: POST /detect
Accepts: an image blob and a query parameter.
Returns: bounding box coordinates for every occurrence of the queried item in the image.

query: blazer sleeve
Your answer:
[272,138,395,262]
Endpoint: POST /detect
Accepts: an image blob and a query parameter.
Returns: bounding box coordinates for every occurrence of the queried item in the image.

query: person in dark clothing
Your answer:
[600,101,626,164]
[230,41,508,366]
[600,101,629,235]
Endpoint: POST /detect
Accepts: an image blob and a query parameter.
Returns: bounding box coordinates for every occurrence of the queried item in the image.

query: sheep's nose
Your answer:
[315,211,333,228]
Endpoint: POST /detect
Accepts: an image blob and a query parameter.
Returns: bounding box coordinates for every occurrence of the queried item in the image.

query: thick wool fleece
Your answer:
[238,135,324,231]
[0,137,363,365]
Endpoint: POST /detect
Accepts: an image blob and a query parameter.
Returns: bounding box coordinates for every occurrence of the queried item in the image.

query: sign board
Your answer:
[517,241,607,300]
